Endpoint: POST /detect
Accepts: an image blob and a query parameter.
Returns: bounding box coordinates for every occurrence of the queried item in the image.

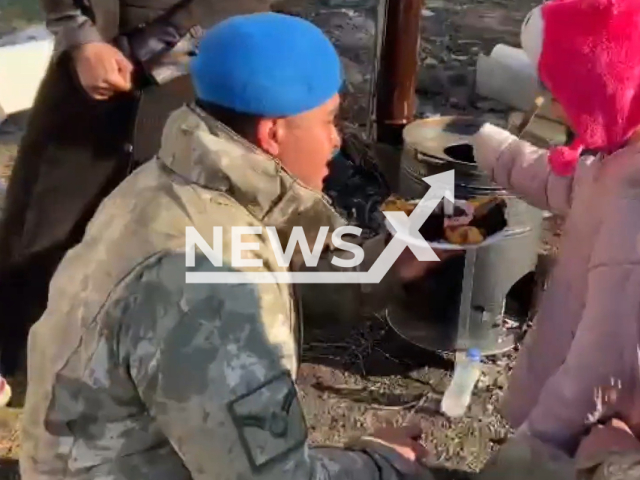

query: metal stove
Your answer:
[390,116,544,355]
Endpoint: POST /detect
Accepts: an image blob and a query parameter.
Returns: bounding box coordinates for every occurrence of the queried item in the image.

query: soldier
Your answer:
[21,12,440,479]
[0,0,274,377]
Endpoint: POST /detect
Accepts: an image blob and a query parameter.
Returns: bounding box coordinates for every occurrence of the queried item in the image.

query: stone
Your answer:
[341,56,367,89]
[416,68,447,95]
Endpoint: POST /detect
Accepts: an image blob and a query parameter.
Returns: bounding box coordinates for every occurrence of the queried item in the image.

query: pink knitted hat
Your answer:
[521,0,640,176]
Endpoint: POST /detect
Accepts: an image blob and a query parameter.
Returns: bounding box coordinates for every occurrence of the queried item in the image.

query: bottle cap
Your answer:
[467,348,481,361]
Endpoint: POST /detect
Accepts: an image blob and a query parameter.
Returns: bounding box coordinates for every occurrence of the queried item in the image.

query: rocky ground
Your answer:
[0,0,560,478]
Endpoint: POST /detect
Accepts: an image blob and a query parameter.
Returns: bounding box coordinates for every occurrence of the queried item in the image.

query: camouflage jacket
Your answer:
[21,105,430,480]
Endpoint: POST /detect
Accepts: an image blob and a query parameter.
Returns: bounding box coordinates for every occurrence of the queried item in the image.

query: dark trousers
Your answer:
[0,245,67,376]
[0,58,195,377]
[0,55,136,377]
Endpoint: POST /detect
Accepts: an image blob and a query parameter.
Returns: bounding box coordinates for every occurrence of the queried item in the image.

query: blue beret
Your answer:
[190,12,343,117]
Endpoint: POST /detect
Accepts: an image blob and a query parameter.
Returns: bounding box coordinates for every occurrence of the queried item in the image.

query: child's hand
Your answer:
[576,419,640,466]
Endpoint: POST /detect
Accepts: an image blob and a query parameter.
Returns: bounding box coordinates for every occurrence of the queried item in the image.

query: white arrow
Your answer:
[364,170,455,282]
[383,170,455,254]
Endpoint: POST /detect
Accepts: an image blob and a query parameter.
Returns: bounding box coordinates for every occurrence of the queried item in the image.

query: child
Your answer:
[471,0,640,458]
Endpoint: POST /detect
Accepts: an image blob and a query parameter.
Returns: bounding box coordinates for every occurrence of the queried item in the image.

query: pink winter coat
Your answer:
[472,123,640,455]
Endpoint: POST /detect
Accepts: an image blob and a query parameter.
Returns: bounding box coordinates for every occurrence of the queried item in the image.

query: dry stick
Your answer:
[510,93,548,138]
[368,400,421,411]
[405,392,431,423]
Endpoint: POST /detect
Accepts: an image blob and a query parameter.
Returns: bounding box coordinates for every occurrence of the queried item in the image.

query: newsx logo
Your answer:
[185,171,455,284]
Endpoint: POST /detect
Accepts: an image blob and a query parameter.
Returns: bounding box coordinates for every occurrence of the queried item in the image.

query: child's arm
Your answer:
[471,124,576,215]
[514,195,640,454]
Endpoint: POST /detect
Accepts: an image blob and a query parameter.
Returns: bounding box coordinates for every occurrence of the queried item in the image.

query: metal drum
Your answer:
[390,116,544,355]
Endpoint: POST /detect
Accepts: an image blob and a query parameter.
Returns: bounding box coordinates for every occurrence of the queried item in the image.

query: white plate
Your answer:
[384,217,519,251]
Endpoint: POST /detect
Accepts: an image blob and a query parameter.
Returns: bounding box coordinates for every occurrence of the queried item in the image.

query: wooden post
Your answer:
[375,0,421,146]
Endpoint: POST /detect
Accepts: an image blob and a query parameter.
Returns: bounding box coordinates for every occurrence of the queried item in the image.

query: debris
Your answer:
[323,126,391,237]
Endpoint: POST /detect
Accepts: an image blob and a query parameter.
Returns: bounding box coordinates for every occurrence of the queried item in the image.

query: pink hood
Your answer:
[521,0,640,176]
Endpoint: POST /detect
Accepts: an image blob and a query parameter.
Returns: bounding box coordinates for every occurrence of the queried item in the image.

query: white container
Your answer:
[476,45,539,112]
[0,31,54,121]
[441,348,482,418]
[475,44,563,124]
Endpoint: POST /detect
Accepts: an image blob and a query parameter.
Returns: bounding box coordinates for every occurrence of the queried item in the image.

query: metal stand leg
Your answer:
[457,248,478,348]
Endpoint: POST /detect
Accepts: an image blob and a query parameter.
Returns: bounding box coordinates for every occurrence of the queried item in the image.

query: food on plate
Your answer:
[468,196,508,238]
[380,195,416,214]
[419,202,473,242]
[444,226,484,245]
[382,195,508,245]
[444,202,474,228]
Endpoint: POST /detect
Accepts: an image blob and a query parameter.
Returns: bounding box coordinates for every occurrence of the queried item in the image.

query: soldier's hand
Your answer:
[393,247,462,283]
[72,42,133,100]
[385,232,463,283]
[369,424,430,464]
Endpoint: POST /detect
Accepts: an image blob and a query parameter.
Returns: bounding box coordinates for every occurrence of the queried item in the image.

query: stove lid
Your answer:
[402,116,486,166]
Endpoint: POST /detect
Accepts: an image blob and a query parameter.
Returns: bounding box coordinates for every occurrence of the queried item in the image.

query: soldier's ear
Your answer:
[256,118,281,157]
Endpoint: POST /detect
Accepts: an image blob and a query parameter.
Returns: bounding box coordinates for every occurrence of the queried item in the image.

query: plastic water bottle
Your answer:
[441,348,482,418]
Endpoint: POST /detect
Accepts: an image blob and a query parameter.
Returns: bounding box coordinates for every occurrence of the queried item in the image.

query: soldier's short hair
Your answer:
[196,99,261,143]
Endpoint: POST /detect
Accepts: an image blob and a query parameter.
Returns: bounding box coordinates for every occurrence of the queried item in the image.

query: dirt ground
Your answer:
[0,0,559,478]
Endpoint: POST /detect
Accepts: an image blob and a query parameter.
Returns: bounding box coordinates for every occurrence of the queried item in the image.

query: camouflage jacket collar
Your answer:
[158,104,345,233]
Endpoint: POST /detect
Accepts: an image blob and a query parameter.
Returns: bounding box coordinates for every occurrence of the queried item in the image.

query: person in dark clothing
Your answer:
[0,0,273,377]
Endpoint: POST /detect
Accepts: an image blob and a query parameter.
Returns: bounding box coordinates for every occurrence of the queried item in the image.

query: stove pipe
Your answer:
[375,0,422,146]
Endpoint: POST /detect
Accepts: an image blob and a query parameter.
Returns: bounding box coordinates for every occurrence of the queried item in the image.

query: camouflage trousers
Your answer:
[475,435,640,480]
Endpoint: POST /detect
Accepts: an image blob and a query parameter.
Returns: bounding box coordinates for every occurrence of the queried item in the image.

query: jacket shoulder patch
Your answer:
[227,371,307,472]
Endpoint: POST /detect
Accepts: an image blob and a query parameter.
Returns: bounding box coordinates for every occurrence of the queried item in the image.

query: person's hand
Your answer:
[610,418,634,435]
[393,246,462,283]
[368,424,430,464]
[72,42,134,100]
[386,228,463,282]
[576,419,640,466]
